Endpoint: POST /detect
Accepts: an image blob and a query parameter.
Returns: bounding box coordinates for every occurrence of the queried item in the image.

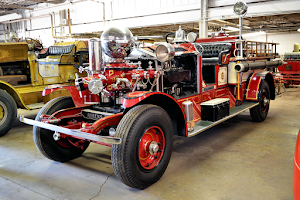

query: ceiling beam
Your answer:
[25,0,63,4]
[0,4,34,10]
[0,9,19,14]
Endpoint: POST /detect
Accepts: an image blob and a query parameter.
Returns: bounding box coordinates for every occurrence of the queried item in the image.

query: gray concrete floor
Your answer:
[0,88,298,200]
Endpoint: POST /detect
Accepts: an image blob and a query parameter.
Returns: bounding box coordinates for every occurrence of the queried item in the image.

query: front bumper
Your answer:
[19,115,122,145]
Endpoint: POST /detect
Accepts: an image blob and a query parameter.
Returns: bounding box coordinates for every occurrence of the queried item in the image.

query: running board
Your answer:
[19,116,122,145]
[188,102,259,137]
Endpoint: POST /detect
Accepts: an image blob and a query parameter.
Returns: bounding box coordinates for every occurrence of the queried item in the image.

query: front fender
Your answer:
[245,71,275,101]
[42,84,99,107]
[123,91,187,137]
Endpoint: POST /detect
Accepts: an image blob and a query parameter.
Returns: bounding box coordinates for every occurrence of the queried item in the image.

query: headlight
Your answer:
[233,2,248,16]
[186,32,197,43]
[155,43,175,62]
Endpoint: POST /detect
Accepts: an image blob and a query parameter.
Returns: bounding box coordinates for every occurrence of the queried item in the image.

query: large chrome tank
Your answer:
[100,26,134,59]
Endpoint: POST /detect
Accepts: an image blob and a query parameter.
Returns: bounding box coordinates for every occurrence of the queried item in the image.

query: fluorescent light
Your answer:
[0,13,22,22]
[243,26,251,29]
[298,28,300,32]
[223,26,239,31]
[242,31,266,37]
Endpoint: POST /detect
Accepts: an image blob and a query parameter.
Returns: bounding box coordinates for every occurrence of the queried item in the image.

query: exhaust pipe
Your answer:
[235,59,283,73]
[88,38,102,73]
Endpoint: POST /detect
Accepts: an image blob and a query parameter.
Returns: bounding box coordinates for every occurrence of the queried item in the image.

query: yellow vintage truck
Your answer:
[0,40,88,136]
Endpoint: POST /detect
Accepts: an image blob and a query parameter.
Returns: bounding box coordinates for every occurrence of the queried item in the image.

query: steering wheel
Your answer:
[165,32,175,43]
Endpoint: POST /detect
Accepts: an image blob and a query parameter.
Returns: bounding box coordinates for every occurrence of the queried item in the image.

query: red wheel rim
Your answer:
[261,89,269,112]
[138,126,165,170]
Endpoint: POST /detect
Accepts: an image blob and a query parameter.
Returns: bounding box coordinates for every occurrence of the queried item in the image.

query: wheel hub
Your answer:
[138,126,165,170]
[263,97,269,106]
[148,141,159,155]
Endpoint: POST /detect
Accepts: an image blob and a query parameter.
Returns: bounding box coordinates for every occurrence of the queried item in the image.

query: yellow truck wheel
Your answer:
[0,89,17,136]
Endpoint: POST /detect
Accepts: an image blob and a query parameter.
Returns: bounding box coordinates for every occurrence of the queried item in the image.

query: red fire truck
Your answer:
[277,43,300,87]
[20,26,282,189]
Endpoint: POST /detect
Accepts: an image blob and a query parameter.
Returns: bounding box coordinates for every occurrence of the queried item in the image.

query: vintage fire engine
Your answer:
[20,25,282,189]
[277,43,300,87]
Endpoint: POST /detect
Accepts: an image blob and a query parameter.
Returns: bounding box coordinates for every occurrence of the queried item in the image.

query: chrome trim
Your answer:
[19,116,121,144]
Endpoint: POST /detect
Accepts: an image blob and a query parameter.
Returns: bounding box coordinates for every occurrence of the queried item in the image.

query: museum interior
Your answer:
[0,0,299,199]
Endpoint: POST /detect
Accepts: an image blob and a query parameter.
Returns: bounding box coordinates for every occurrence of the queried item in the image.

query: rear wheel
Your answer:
[112,105,173,189]
[33,96,89,162]
[0,89,17,137]
[250,81,270,122]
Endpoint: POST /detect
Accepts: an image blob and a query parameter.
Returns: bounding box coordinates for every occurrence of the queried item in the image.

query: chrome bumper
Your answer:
[19,115,122,145]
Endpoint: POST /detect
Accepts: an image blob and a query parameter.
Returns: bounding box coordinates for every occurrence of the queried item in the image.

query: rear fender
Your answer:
[43,84,99,107]
[123,91,187,137]
[245,71,275,101]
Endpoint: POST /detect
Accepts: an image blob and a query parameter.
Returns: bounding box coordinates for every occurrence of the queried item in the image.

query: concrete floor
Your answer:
[0,88,298,200]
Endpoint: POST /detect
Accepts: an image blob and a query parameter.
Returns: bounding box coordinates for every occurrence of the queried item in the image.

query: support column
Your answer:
[199,0,208,38]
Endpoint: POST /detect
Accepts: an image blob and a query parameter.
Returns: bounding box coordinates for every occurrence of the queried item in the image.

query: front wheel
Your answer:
[111,105,173,189]
[33,96,89,162]
[0,89,17,137]
[250,81,270,122]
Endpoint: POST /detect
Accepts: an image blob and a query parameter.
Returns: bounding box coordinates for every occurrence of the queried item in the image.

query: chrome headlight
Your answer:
[155,43,175,62]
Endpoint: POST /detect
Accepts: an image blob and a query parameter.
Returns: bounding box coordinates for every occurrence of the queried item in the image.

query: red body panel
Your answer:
[245,73,262,101]
[278,61,300,75]
[43,85,100,107]
[196,35,239,43]
[294,130,300,200]
[278,60,300,86]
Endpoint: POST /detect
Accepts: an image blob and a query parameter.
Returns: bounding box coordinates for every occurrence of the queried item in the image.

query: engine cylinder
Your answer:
[89,38,102,72]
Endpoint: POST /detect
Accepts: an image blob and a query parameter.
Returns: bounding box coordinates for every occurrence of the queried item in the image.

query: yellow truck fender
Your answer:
[0,80,30,109]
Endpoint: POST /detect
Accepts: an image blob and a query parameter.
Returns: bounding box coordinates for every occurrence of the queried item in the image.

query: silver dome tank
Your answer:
[100,26,134,59]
